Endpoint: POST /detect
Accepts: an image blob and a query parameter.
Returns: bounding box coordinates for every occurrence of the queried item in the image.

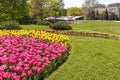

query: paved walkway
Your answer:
[113,21,120,22]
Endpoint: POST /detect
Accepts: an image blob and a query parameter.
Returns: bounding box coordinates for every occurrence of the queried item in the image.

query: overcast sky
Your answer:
[64,0,120,8]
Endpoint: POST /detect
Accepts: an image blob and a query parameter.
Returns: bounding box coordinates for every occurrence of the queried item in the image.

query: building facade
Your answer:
[107,3,120,18]
[94,3,120,19]
[94,4,106,13]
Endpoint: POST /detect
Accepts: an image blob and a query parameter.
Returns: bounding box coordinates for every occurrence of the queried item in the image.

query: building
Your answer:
[94,3,120,20]
[107,3,120,18]
[94,4,106,13]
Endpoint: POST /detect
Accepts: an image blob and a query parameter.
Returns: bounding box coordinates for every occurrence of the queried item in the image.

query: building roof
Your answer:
[108,3,120,7]
[94,4,105,8]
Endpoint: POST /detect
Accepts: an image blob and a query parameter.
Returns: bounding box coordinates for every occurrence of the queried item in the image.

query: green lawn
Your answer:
[71,20,120,35]
[22,21,120,80]
[46,36,120,80]
[21,21,120,35]
[21,25,51,30]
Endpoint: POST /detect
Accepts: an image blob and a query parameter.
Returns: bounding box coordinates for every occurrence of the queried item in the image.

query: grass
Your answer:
[46,36,120,80]
[21,21,120,80]
[71,20,120,35]
[21,25,51,30]
[21,21,120,35]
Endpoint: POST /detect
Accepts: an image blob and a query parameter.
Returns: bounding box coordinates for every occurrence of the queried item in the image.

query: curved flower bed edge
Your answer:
[44,30,119,40]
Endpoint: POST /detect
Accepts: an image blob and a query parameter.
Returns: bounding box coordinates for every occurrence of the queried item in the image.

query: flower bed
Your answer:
[0,30,70,80]
[0,30,70,46]
[44,30,119,40]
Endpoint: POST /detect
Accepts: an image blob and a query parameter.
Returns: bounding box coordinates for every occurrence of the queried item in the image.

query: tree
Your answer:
[0,0,29,21]
[95,10,99,20]
[48,0,64,17]
[90,10,95,20]
[82,0,99,19]
[30,0,64,20]
[50,0,61,17]
[58,0,64,9]
[82,0,99,8]
[104,9,109,20]
[58,0,65,16]
[62,9,67,16]
[98,10,104,20]
[30,0,44,19]
[67,7,84,16]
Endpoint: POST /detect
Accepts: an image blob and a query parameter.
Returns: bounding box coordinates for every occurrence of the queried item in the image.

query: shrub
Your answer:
[0,21,22,30]
[37,17,50,25]
[49,21,72,30]
[37,20,50,25]
[17,16,31,24]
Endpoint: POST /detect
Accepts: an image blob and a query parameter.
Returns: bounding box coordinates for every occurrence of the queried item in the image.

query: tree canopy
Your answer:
[30,0,64,20]
[0,0,29,21]
[67,7,84,16]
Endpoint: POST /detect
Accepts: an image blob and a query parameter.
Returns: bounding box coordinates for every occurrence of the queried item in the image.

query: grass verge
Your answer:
[46,36,120,80]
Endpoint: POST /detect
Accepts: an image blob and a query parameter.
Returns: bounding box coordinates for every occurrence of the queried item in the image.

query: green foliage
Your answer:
[97,11,104,20]
[30,0,64,19]
[0,0,29,21]
[37,21,50,26]
[21,25,51,30]
[104,9,109,20]
[30,0,44,19]
[49,22,72,30]
[67,7,84,16]
[0,21,22,30]
[17,16,31,24]
[61,9,67,16]
[58,0,64,9]
[37,17,50,25]
[90,10,95,20]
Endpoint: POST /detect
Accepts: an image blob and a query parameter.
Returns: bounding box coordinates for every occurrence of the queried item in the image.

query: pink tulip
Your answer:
[9,66,15,71]
[15,66,23,72]
[2,72,11,78]
[24,67,30,72]
[0,65,7,71]
[37,67,42,73]
[0,77,3,80]
[32,67,38,72]
[28,70,33,76]
[21,72,26,78]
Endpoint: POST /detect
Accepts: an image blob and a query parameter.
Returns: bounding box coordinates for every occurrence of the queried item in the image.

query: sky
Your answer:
[64,0,120,8]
